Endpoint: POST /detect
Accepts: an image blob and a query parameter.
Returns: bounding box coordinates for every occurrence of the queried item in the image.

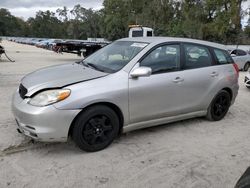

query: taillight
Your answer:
[233,63,239,77]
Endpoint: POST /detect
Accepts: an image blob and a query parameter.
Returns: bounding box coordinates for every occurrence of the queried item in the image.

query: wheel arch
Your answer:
[207,87,233,110]
[221,87,233,101]
[206,87,233,121]
[68,102,124,138]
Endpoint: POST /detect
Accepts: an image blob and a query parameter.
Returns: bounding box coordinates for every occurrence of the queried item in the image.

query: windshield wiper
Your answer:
[83,62,105,72]
[75,60,83,64]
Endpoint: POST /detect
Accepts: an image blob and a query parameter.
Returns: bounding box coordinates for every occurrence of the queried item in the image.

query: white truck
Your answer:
[128,25,154,38]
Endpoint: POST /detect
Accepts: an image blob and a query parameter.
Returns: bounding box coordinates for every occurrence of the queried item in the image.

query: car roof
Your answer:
[231,48,247,52]
[118,37,226,50]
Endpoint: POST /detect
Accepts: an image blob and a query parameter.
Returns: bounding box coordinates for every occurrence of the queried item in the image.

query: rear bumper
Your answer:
[12,91,80,142]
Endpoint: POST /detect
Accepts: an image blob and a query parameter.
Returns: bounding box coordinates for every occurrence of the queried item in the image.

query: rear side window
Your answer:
[184,44,212,69]
[214,49,234,64]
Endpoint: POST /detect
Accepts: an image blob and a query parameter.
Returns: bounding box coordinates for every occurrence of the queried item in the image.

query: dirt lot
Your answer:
[0,40,250,188]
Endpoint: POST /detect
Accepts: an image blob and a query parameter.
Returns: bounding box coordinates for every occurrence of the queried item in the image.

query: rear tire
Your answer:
[72,105,119,152]
[206,90,231,121]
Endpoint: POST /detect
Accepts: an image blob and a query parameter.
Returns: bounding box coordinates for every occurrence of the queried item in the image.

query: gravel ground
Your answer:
[0,40,250,188]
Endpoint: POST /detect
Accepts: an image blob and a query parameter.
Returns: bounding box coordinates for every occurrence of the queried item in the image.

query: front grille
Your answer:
[19,84,27,99]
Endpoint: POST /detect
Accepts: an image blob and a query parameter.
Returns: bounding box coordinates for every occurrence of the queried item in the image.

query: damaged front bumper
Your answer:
[12,90,81,142]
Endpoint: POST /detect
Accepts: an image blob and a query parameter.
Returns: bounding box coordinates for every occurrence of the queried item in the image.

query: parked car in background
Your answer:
[244,71,250,89]
[12,37,239,152]
[230,49,250,71]
[34,39,63,49]
[35,40,49,48]
[47,39,63,50]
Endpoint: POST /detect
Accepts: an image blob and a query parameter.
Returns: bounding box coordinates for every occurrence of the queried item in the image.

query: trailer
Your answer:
[52,25,154,57]
[52,40,110,57]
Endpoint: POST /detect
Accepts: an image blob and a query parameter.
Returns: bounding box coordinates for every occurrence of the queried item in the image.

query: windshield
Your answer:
[82,41,148,73]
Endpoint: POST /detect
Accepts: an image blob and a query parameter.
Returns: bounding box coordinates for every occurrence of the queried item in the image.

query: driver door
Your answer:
[128,43,185,124]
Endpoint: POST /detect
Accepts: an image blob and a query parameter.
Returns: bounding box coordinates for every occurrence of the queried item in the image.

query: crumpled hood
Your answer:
[21,63,108,96]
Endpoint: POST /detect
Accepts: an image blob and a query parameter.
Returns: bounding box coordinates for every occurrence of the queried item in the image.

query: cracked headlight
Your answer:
[28,89,70,107]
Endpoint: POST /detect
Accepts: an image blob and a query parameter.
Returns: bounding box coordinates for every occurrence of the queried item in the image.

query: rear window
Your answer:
[214,49,234,64]
[132,30,143,37]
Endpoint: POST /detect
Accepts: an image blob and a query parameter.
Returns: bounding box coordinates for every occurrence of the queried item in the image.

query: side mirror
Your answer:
[231,54,236,57]
[130,66,152,78]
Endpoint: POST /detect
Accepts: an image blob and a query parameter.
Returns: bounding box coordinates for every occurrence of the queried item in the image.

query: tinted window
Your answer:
[147,31,153,37]
[214,49,234,64]
[184,44,212,69]
[237,49,247,56]
[132,30,143,37]
[140,44,180,74]
[231,50,237,55]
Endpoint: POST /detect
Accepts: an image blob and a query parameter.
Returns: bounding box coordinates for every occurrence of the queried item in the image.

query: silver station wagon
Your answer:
[12,37,239,152]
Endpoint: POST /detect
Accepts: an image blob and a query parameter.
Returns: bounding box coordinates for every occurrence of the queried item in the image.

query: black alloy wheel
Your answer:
[72,105,119,152]
[83,115,113,145]
[207,90,231,121]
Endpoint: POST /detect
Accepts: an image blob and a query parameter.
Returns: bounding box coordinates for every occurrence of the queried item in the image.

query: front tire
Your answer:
[72,105,120,152]
[206,90,231,121]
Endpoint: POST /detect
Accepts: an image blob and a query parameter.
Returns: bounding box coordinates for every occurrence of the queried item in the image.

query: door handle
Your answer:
[173,77,184,83]
[210,72,219,77]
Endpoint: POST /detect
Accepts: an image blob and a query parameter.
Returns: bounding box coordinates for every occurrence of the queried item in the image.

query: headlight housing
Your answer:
[28,89,71,107]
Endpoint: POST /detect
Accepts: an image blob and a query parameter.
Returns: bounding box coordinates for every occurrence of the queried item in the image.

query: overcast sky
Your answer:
[242,1,250,26]
[0,0,249,26]
[0,0,104,20]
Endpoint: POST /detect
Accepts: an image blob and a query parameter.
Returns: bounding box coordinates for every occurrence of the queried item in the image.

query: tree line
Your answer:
[0,0,250,44]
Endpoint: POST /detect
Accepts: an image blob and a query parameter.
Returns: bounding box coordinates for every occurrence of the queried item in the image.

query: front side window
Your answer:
[140,44,180,74]
[214,49,233,64]
[184,44,212,69]
[82,41,148,73]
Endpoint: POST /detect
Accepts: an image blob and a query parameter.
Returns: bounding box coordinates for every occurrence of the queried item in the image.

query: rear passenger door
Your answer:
[177,43,220,113]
